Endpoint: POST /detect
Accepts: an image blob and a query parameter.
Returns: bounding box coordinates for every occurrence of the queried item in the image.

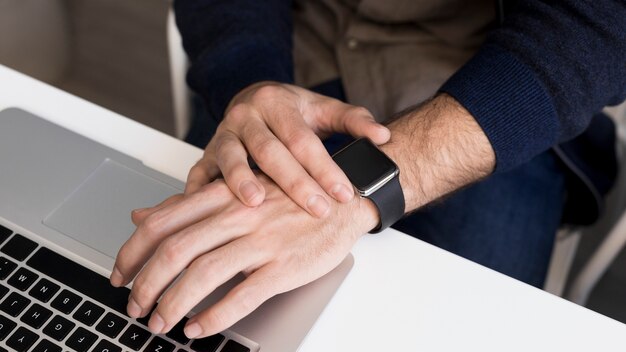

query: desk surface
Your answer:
[1,64,625,351]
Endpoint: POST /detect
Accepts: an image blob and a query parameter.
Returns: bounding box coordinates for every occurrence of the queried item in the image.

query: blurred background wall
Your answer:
[0,0,174,135]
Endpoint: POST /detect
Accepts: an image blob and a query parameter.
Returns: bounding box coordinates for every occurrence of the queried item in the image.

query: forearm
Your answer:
[381,94,495,212]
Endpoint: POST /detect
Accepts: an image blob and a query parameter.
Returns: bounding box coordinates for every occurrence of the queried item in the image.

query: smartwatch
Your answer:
[332,138,405,233]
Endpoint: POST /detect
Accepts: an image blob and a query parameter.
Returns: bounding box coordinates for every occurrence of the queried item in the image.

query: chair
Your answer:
[166,5,191,140]
[566,102,626,305]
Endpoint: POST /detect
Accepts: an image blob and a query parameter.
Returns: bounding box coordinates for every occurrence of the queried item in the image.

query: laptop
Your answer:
[0,107,353,352]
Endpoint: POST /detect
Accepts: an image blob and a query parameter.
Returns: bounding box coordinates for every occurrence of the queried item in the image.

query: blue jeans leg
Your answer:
[392,150,567,288]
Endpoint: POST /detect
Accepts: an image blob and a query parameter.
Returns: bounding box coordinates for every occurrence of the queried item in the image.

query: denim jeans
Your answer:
[187,80,568,288]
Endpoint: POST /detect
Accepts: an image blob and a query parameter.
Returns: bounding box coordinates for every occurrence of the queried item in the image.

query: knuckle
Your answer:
[284,131,316,159]
[140,214,164,238]
[158,237,187,265]
[252,84,281,102]
[253,138,280,163]
[224,103,249,124]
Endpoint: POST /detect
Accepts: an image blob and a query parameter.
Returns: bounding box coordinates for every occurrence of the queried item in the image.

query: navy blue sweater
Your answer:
[174,0,626,173]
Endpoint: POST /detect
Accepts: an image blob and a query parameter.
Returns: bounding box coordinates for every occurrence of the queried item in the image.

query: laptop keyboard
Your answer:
[0,224,255,352]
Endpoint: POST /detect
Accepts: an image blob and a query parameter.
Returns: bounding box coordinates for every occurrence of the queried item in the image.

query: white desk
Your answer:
[1,64,625,351]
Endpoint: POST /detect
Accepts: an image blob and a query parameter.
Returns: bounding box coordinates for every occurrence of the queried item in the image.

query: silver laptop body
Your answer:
[0,107,353,352]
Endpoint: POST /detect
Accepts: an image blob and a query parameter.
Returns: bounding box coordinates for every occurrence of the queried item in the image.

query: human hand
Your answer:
[186,82,390,218]
[110,175,378,338]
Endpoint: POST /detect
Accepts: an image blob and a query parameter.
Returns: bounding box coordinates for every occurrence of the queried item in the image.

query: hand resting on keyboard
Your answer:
[110,174,379,339]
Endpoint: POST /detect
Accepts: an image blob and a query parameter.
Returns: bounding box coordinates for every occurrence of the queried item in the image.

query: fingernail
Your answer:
[307,195,330,218]
[331,184,354,203]
[239,181,261,204]
[110,267,124,287]
[127,297,142,318]
[184,322,203,339]
[149,312,165,334]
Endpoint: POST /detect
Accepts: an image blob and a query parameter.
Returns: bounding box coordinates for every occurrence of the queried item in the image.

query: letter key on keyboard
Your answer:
[119,324,151,350]
[50,289,81,314]
[72,301,105,326]
[8,267,38,291]
[29,278,60,303]
[95,312,127,338]
[31,339,62,352]
[0,313,17,340]
[6,326,38,352]
[20,303,53,329]
[0,292,31,317]
[43,315,75,341]
[66,327,98,352]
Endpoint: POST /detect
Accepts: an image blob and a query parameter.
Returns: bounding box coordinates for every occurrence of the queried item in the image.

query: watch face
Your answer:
[332,138,398,194]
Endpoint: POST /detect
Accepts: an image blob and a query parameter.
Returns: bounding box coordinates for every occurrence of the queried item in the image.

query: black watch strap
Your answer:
[367,174,405,234]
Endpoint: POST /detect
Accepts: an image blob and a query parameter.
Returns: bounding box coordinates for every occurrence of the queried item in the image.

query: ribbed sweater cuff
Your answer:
[439,44,559,172]
[187,38,293,120]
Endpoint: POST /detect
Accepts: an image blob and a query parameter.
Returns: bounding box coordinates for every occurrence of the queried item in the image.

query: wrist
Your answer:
[380,94,495,212]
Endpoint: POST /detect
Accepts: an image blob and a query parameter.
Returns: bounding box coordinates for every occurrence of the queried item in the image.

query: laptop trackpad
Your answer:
[43,159,180,259]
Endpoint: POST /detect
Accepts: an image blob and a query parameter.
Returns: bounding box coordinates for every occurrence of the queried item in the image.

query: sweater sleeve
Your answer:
[174,0,294,121]
[440,1,626,172]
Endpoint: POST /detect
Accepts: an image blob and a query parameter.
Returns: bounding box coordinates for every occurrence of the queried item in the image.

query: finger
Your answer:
[127,211,252,322]
[240,119,332,218]
[131,194,185,226]
[183,263,283,338]
[268,113,355,203]
[321,103,390,144]
[185,142,221,195]
[213,131,265,207]
[146,238,266,334]
[111,182,233,288]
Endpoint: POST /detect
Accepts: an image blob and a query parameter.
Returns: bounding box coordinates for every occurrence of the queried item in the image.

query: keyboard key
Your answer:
[6,326,39,352]
[29,278,60,303]
[72,301,104,326]
[221,340,250,352]
[95,312,127,338]
[21,303,53,329]
[91,339,122,352]
[0,257,17,280]
[27,247,130,314]
[32,338,62,352]
[189,334,225,352]
[43,315,75,341]
[65,327,98,352]
[8,267,39,291]
[119,324,151,351]
[145,336,175,352]
[0,291,31,316]
[165,317,190,345]
[0,313,17,340]
[0,284,9,300]
[50,289,82,314]
[0,225,12,244]
[1,234,37,261]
